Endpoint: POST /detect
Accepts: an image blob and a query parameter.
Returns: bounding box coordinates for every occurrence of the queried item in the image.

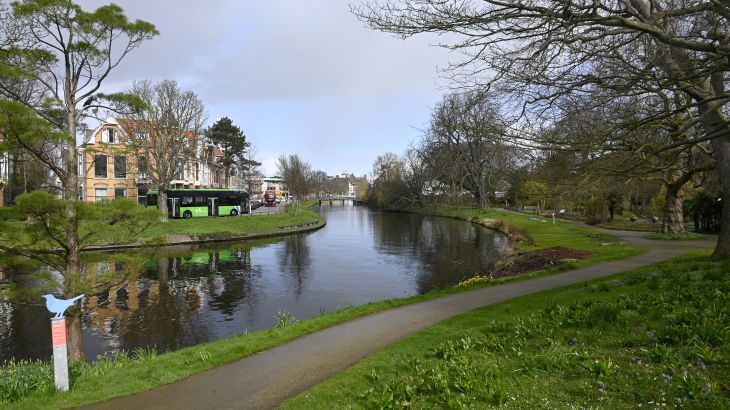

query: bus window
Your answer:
[182,196,193,205]
[147,194,157,206]
[195,196,205,205]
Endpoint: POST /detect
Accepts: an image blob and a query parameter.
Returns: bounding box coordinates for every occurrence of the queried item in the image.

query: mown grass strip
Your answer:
[277,250,729,410]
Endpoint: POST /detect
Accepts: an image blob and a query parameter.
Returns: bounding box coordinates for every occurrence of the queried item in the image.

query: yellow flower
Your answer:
[458,275,493,287]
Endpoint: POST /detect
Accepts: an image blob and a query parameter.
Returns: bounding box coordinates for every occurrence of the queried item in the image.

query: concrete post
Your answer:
[51,317,69,391]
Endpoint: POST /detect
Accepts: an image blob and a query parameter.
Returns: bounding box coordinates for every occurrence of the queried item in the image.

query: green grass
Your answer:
[1,200,324,250]
[277,250,730,410]
[643,232,708,241]
[109,200,323,242]
[0,205,649,409]
[0,285,474,409]
[403,205,645,266]
[596,220,661,232]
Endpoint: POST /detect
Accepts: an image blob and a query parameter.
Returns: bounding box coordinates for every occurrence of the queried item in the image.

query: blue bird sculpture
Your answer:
[42,294,85,318]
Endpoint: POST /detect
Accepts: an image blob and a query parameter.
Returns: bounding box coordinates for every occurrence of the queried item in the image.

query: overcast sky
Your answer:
[76,0,455,177]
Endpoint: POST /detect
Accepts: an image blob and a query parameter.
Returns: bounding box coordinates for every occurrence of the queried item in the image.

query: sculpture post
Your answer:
[42,293,84,392]
[51,317,69,391]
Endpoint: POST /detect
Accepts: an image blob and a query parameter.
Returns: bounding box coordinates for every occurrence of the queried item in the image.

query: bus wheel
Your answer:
[230,209,238,216]
[183,211,192,219]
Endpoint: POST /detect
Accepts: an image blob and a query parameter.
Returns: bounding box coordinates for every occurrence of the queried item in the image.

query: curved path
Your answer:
[78,217,717,410]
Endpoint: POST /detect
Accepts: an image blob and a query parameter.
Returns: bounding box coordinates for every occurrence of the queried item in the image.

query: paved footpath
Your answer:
[78,217,718,410]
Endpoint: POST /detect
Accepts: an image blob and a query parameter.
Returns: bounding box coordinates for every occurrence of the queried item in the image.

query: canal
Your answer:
[0,204,508,362]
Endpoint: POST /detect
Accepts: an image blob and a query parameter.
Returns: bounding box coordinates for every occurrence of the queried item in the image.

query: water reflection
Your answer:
[276,235,312,299]
[1,205,507,362]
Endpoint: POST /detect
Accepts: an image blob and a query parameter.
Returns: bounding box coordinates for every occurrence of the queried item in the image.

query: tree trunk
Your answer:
[600,200,608,224]
[64,302,84,362]
[159,186,169,223]
[661,181,685,234]
[700,110,730,258]
[64,107,84,361]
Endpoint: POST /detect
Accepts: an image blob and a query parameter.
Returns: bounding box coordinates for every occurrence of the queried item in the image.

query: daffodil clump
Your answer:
[458,274,493,287]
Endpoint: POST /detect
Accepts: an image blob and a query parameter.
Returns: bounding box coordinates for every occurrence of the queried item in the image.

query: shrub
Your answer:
[643,232,706,240]
[0,207,24,222]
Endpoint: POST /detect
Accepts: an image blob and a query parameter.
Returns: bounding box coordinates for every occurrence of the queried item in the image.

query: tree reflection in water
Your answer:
[276,234,312,299]
[1,207,507,362]
[370,211,507,294]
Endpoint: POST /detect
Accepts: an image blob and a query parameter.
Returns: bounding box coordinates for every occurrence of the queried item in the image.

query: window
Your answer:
[78,152,84,176]
[176,159,184,179]
[114,155,126,179]
[95,187,108,202]
[222,196,240,206]
[114,187,127,198]
[95,155,107,178]
[138,187,148,206]
[195,196,205,206]
[147,193,157,206]
[137,156,148,176]
[102,128,118,144]
[79,184,84,201]
[182,196,193,205]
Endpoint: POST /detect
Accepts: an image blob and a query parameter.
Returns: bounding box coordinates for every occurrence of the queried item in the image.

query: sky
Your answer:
[76,0,456,178]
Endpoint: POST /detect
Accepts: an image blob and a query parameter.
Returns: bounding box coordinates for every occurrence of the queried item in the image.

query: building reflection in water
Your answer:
[80,244,259,359]
[2,206,507,363]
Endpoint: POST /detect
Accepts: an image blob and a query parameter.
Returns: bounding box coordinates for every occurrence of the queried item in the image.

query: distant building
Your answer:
[77,116,242,205]
[262,176,288,198]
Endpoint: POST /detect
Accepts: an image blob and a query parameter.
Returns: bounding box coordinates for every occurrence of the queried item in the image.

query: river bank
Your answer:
[398,204,646,277]
[3,205,653,409]
[85,200,327,251]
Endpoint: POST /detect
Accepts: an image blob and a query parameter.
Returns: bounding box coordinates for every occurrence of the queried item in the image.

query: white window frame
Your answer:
[94,187,108,202]
[102,128,118,144]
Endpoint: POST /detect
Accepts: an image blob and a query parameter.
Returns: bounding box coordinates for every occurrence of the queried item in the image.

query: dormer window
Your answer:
[102,128,118,144]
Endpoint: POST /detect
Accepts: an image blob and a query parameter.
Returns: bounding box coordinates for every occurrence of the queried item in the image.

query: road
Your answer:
[248,200,287,215]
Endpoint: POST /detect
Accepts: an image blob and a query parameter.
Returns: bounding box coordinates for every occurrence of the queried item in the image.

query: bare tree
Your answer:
[423,92,510,209]
[121,79,208,222]
[241,142,262,198]
[277,154,312,216]
[400,146,433,207]
[310,170,328,197]
[354,0,730,257]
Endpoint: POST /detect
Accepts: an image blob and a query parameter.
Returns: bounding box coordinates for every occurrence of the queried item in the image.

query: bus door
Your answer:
[207,197,218,216]
[167,198,180,218]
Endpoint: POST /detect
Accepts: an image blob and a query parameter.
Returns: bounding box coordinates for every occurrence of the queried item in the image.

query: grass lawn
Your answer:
[128,200,321,240]
[0,200,324,250]
[404,205,645,267]
[596,220,661,233]
[1,205,654,408]
[277,250,729,410]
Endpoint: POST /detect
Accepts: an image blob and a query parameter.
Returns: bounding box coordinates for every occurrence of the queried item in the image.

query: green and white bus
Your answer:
[146,189,249,218]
